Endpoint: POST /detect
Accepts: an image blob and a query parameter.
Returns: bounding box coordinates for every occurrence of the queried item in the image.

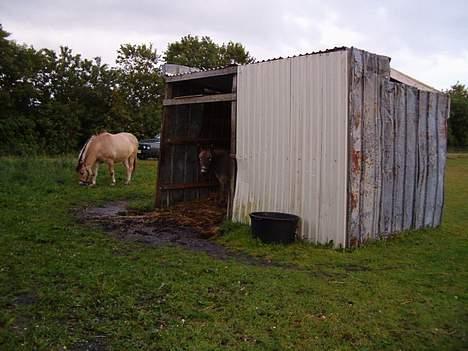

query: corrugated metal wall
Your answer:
[347,48,450,246]
[233,50,349,246]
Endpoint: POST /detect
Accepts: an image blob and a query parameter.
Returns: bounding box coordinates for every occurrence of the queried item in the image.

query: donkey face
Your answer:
[198,147,213,174]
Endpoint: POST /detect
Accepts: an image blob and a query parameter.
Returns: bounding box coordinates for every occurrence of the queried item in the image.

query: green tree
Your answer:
[220,41,255,66]
[448,83,468,147]
[112,43,163,138]
[1,25,257,155]
[0,24,45,154]
[164,35,254,69]
[33,47,115,152]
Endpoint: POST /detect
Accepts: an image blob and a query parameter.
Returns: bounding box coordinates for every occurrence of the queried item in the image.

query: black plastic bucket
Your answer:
[249,212,299,244]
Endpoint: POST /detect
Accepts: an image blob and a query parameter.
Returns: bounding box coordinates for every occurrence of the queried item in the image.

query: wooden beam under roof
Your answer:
[163,93,236,106]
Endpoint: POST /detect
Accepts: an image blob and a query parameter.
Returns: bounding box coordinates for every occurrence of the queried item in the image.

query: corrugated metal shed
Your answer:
[157,46,450,248]
[232,50,349,246]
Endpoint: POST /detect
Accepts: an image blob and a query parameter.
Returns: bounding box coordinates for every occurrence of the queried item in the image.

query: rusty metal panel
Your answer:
[347,49,392,245]
[360,52,379,242]
[347,49,364,246]
[233,50,349,247]
[347,50,449,245]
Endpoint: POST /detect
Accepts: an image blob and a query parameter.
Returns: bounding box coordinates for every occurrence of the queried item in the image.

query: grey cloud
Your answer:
[1,0,466,88]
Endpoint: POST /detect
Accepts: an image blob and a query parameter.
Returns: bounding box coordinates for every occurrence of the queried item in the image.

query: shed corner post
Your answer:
[155,81,173,208]
[227,71,238,219]
[344,47,355,249]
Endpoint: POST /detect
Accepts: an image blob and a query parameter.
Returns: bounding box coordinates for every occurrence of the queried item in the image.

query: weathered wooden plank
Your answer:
[424,92,438,227]
[165,66,237,82]
[403,86,418,230]
[414,91,428,228]
[372,55,388,237]
[163,93,236,106]
[392,84,406,233]
[190,104,204,200]
[360,52,378,242]
[171,105,188,203]
[379,80,395,235]
[347,48,364,246]
[433,94,449,225]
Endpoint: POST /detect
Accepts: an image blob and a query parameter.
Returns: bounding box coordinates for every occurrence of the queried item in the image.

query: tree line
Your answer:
[0,24,466,155]
[0,26,253,155]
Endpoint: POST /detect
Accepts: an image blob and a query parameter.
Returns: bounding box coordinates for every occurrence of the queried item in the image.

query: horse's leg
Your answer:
[107,161,116,185]
[123,159,132,185]
[91,163,99,186]
[126,154,136,184]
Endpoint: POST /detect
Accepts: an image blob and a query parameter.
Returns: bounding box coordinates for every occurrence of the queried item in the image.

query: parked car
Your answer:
[138,135,160,159]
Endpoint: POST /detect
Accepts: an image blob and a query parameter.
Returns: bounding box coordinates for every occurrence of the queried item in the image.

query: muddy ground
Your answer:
[76,199,278,266]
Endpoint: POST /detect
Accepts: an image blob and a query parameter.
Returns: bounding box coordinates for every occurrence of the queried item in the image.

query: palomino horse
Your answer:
[198,146,230,204]
[76,132,138,186]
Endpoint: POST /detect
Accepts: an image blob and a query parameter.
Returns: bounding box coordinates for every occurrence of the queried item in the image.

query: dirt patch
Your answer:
[77,199,280,267]
[12,292,38,306]
[70,336,108,351]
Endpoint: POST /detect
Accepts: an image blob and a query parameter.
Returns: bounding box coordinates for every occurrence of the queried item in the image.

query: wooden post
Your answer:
[228,73,237,218]
[155,83,173,208]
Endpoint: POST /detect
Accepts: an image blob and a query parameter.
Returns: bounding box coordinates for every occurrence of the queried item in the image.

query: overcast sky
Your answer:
[1,0,467,90]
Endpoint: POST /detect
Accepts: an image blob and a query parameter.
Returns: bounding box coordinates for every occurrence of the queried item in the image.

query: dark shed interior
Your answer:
[155,67,237,211]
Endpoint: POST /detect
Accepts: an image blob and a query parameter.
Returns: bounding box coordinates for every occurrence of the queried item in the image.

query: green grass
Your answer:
[0,157,467,350]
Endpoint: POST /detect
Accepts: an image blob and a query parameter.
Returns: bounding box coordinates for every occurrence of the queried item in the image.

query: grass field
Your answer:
[0,157,466,350]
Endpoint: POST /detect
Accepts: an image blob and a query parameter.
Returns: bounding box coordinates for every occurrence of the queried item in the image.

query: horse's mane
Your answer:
[76,136,95,171]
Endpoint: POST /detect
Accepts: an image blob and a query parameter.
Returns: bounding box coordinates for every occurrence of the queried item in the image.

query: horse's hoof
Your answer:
[110,183,115,186]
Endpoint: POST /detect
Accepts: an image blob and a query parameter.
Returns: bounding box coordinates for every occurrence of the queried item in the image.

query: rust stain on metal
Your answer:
[350,191,359,210]
[354,111,361,128]
[351,150,361,173]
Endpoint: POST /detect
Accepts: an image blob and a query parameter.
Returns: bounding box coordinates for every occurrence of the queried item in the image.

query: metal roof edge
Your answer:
[390,68,441,93]
[163,47,350,79]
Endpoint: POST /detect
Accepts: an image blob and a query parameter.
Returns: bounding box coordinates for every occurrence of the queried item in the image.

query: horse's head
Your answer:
[76,136,94,186]
[198,146,214,174]
[76,161,92,186]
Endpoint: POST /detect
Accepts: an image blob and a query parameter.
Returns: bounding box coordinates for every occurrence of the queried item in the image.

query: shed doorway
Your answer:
[155,67,237,217]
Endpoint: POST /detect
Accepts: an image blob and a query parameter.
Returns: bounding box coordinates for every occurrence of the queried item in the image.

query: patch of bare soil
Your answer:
[77,198,278,266]
[70,336,108,351]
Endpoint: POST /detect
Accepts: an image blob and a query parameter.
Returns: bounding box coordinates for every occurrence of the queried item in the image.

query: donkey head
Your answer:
[198,145,214,174]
